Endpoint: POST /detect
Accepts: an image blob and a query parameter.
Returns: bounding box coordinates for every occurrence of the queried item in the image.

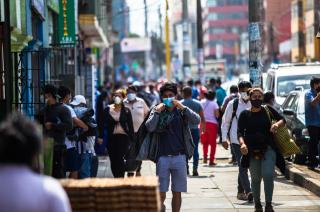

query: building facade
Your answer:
[203,0,248,76]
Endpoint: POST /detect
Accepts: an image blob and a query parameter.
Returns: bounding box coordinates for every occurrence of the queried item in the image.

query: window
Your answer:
[277,74,320,97]
[282,94,297,110]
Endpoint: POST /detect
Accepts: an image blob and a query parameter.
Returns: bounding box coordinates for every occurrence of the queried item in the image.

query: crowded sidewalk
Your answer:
[98,144,320,211]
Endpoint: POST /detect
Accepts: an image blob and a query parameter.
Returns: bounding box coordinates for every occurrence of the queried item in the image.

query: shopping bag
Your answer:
[264,106,301,157]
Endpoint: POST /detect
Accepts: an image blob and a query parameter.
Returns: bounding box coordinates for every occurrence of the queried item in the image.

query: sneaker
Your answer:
[246,192,253,203]
[193,169,199,176]
[265,202,274,212]
[209,162,217,166]
[237,192,248,201]
[254,202,263,212]
[203,158,208,164]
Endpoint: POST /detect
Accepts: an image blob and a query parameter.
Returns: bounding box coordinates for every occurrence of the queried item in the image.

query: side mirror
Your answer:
[283,109,295,116]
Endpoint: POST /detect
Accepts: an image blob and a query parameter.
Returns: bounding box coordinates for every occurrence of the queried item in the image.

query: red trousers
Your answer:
[201,122,218,163]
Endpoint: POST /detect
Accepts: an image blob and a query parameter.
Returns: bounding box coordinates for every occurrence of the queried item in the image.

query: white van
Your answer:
[264,63,320,107]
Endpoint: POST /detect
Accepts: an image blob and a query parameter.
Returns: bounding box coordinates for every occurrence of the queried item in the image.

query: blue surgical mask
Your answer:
[163,97,175,108]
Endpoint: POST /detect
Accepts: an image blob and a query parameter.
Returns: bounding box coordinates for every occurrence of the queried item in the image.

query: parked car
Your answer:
[280,90,309,164]
[265,63,320,110]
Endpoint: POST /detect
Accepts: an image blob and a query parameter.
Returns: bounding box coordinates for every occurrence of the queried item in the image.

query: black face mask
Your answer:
[251,99,263,108]
[316,87,320,93]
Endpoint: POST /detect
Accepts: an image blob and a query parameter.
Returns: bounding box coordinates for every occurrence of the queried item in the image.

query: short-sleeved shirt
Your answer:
[216,87,227,107]
[124,97,149,132]
[181,98,203,129]
[64,104,77,149]
[305,89,320,127]
[159,109,185,156]
[201,99,219,124]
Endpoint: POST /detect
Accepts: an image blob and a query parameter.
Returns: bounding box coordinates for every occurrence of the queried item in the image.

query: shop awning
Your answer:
[79,15,109,48]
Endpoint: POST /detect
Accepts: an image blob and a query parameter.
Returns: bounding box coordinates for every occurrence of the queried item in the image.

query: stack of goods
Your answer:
[60,177,160,212]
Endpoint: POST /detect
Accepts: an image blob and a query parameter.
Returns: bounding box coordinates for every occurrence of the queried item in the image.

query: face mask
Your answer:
[251,99,263,108]
[114,96,122,105]
[127,93,136,101]
[240,92,248,100]
[163,97,175,108]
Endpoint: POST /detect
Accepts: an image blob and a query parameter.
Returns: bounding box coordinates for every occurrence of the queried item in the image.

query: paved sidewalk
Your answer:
[98,144,320,211]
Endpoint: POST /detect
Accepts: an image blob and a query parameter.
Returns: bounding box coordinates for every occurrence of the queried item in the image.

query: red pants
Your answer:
[201,122,218,163]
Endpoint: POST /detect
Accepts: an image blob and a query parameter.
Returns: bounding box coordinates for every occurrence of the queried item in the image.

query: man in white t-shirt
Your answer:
[0,113,71,212]
[58,86,88,179]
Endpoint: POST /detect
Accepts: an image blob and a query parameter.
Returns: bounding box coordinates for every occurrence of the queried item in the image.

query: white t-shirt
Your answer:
[124,97,149,133]
[64,104,77,149]
[0,165,71,212]
[201,99,219,124]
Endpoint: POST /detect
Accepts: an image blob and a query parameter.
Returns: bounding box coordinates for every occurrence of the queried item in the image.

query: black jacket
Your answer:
[99,105,134,142]
[44,103,73,145]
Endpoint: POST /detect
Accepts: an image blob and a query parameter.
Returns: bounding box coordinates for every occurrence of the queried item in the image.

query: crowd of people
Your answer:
[0,76,319,212]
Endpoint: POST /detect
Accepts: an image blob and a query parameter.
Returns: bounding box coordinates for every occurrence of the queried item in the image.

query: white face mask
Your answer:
[127,93,136,101]
[114,96,122,105]
[240,92,248,100]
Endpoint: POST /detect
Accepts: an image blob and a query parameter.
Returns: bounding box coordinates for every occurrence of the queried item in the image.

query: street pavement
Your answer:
[98,144,320,211]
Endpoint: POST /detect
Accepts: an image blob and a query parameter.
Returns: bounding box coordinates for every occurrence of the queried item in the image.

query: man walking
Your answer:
[58,86,88,179]
[305,77,320,170]
[181,86,206,176]
[221,81,253,201]
[145,82,200,212]
[43,84,73,178]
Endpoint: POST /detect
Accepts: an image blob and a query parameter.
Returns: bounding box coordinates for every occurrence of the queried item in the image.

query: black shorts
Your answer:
[65,147,80,172]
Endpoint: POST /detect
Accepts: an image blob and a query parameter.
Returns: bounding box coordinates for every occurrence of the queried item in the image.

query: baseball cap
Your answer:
[70,95,86,106]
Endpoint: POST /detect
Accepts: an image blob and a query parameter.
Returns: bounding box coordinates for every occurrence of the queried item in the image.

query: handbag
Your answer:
[263,106,301,157]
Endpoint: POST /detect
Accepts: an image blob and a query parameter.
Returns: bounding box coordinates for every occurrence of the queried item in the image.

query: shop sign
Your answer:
[58,0,76,44]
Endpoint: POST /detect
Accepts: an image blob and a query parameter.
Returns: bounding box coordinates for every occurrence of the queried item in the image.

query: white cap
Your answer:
[70,95,86,105]
[132,81,143,86]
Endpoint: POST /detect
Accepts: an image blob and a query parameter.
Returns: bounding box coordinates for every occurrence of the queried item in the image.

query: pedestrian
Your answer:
[195,80,207,100]
[221,85,239,164]
[181,86,206,176]
[0,113,71,212]
[99,89,134,178]
[96,91,109,156]
[263,91,286,175]
[221,85,239,113]
[43,84,73,178]
[124,85,150,175]
[149,83,161,106]
[187,80,200,100]
[145,82,200,212]
[58,86,88,179]
[215,78,227,144]
[200,90,220,166]
[221,81,253,201]
[238,88,286,212]
[70,95,97,179]
[304,76,320,170]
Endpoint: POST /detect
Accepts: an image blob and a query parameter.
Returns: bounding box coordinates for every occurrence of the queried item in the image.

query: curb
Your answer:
[285,163,320,197]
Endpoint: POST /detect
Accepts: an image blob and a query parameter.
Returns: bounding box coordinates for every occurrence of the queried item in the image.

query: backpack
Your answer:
[227,98,239,139]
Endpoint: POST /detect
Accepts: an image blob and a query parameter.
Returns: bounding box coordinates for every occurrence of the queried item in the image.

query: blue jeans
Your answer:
[249,147,276,203]
[231,143,251,194]
[79,153,92,179]
[191,128,200,169]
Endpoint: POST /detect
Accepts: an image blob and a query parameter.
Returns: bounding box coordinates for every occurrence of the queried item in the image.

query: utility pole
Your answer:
[197,0,204,84]
[4,0,13,114]
[182,0,190,80]
[144,0,151,81]
[248,0,263,87]
[165,0,171,80]
[158,5,163,77]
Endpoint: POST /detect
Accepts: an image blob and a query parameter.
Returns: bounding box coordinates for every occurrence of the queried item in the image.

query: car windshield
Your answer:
[277,74,320,97]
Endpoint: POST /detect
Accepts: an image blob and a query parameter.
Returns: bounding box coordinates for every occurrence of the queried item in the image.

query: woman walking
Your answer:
[98,89,134,178]
[200,90,220,166]
[238,88,285,212]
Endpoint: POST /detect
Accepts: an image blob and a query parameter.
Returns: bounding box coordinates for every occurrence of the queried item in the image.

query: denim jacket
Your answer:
[145,106,200,161]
